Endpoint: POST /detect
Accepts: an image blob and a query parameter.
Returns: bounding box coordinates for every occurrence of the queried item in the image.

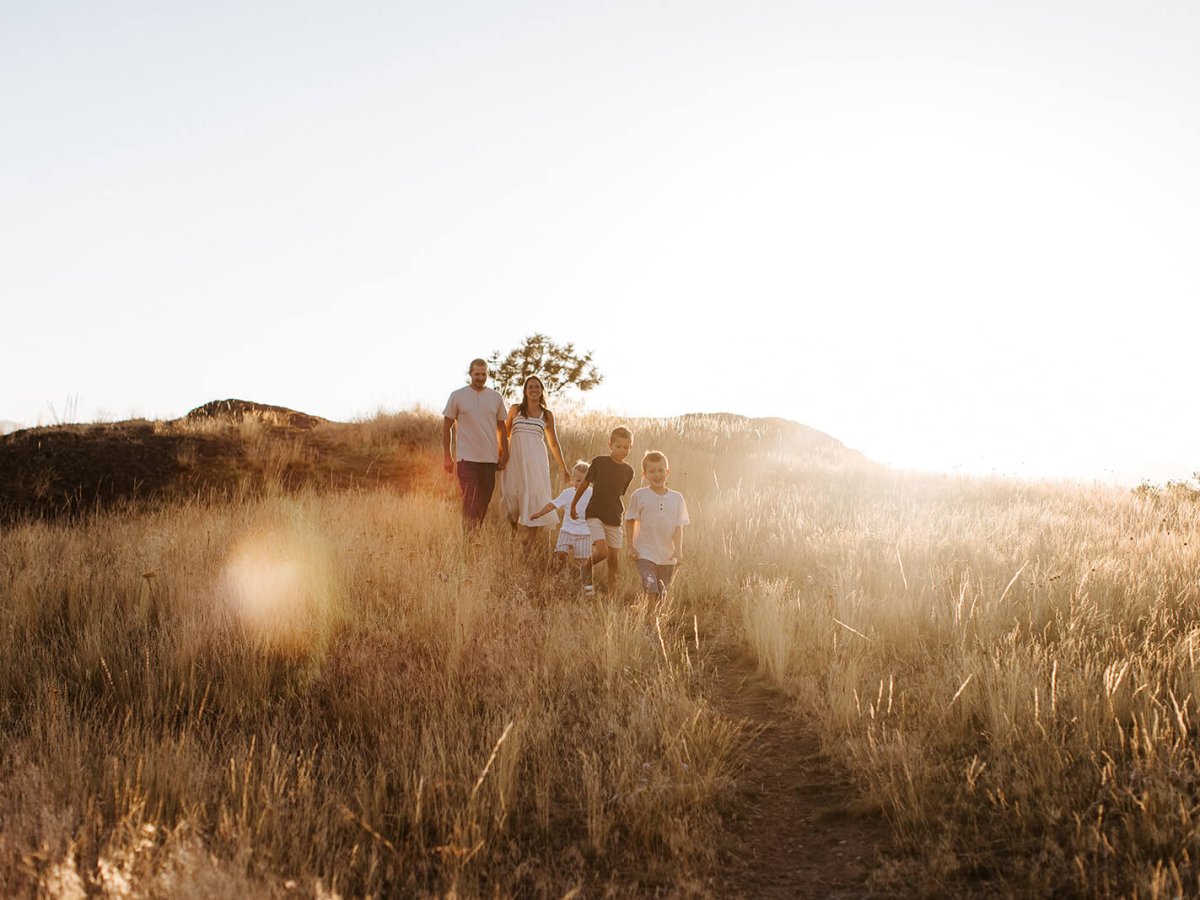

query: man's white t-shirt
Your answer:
[443,385,506,463]
[550,486,591,536]
[625,487,690,565]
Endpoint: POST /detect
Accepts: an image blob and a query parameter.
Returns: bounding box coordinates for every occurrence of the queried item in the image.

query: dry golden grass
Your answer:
[730,465,1200,895]
[0,484,741,896]
[3,407,1196,896]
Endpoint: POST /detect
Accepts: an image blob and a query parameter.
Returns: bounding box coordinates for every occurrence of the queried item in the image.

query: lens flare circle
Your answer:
[221,526,334,651]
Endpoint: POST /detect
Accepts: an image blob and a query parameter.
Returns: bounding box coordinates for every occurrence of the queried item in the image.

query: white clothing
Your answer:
[625,487,690,565]
[500,411,557,527]
[443,386,506,463]
[554,529,593,559]
[550,485,592,535]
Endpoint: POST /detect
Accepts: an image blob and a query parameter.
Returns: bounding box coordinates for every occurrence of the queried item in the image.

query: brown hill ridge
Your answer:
[0,401,862,522]
[0,400,439,522]
[185,398,327,430]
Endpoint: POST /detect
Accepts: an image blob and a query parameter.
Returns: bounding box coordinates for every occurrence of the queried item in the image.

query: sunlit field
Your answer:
[2,410,1198,896]
[733,464,1200,896]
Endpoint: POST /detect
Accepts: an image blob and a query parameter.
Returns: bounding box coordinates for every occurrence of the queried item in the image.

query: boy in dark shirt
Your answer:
[570,425,634,595]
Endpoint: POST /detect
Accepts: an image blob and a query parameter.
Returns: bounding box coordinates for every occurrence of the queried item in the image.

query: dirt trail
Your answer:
[707,650,895,898]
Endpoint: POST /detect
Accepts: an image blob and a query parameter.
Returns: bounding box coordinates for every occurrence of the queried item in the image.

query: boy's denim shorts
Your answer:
[636,558,676,594]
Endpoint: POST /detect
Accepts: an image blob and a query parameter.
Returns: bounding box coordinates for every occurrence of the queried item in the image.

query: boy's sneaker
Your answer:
[583,584,596,597]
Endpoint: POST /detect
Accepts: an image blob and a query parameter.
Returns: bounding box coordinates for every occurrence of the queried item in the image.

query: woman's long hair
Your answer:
[518,376,549,419]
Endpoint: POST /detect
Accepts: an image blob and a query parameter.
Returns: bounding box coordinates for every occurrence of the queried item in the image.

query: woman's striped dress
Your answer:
[500,412,558,527]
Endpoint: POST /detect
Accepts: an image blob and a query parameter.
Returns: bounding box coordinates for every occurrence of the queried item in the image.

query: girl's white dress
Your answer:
[500,411,558,527]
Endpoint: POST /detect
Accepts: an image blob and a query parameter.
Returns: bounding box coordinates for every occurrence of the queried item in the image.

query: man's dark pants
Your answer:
[456,461,498,528]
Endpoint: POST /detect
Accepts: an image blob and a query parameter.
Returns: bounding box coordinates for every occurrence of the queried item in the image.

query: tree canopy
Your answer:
[488,334,603,401]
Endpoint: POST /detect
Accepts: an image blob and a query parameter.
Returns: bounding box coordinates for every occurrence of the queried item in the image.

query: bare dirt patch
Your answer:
[709,650,896,898]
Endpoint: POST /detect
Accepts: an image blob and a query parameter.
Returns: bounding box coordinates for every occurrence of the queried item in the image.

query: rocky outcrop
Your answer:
[184,399,327,430]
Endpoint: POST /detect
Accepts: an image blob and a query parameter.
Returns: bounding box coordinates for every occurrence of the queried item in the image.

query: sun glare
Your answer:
[221,526,336,652]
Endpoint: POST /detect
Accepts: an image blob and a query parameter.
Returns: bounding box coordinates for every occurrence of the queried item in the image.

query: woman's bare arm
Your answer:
[544,409,570,479]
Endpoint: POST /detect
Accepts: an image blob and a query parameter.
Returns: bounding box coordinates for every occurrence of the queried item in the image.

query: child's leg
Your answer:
[585,542,605,589]
[584,521,607,593]
[571,534,595,591]
[604,524,624,594]
[586,520,607,564]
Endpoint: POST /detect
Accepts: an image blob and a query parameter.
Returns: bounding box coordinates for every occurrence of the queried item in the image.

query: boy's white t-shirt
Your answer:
[551,486,591,536]
[625,487,689,565]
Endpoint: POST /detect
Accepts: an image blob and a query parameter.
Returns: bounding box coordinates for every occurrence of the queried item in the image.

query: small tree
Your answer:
[488,333,603,401]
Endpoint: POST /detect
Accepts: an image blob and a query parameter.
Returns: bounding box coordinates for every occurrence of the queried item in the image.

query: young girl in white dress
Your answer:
[531,460,595,592]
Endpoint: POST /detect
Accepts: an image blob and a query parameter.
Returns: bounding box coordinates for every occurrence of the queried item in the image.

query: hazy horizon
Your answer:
[4,1,1197,487]
[2,389,1190,489]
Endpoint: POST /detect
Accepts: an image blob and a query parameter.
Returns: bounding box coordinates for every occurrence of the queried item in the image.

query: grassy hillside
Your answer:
[0,406,864,897]
[0,402,445,522]
[3,405,1198,896]
[0,401,855,523]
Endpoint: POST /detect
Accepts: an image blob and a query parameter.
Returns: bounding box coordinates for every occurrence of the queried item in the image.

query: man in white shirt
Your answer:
[442,359,509,528]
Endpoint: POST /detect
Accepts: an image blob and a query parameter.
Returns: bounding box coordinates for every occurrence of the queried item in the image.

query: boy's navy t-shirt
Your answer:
[584,456,635,526]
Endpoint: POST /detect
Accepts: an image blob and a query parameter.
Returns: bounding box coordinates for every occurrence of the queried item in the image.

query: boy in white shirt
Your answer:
[624,450,690,600]
[531,461,596,592]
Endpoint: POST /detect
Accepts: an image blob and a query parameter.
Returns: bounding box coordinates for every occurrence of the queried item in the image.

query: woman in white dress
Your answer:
[500,376,570,534]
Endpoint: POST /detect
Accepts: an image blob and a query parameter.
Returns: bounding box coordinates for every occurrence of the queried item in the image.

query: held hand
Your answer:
[443,455,454,475]
[627,547,640,561]
[497,452,509,472]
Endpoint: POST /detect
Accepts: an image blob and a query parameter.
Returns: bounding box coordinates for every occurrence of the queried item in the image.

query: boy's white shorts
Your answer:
[555,530,593,560]
[586,518,623,548]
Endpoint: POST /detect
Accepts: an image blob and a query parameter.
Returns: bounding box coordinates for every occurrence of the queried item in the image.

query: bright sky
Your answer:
[3,1,1197,486]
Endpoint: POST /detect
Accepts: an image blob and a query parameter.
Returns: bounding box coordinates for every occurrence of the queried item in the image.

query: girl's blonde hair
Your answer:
[572,460,590,476]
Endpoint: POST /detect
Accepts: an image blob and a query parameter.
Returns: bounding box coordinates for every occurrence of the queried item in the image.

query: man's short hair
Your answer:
[642,450,668,470]
[610,425,633,443]
[468,358,488,372]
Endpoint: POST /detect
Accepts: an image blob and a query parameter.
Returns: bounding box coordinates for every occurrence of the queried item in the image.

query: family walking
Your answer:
[442,358,689,599]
